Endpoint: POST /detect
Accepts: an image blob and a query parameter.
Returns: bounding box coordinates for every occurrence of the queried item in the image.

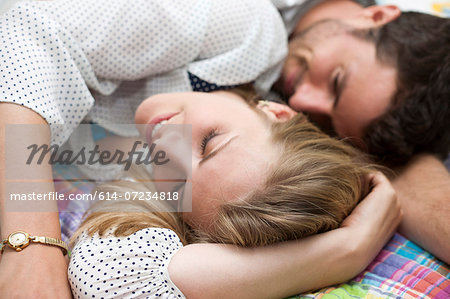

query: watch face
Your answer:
[8,232,28,247]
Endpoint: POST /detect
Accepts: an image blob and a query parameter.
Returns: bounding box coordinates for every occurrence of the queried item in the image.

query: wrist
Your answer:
[331,227,372,275]
[0,243,68,266]
[1,230,68,256]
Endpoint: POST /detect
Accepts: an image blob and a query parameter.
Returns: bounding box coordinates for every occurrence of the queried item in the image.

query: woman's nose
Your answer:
[288,83,334,115]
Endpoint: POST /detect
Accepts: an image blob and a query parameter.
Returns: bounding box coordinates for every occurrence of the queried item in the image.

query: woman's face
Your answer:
[135,91,280,229]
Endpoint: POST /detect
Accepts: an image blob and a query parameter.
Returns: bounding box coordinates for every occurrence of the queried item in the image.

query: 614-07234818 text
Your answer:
[9,191,179,201]
[94,191,179,201]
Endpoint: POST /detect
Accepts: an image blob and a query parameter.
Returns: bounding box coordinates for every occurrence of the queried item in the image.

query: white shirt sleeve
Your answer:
[0,0,287,145]
[0,0,211,144]
[69,227,185,299]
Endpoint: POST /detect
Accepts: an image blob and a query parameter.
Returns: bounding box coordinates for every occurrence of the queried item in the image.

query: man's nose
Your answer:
[288,83,334,115]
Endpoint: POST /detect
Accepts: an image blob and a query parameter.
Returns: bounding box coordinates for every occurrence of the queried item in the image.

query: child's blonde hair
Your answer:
[202,114,371,246]
[72,91,372,247]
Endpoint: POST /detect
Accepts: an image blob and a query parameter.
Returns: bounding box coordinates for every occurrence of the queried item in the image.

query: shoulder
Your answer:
[69,227,185,298]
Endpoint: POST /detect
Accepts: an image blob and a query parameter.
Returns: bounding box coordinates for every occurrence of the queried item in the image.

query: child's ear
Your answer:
[257,101,297,122]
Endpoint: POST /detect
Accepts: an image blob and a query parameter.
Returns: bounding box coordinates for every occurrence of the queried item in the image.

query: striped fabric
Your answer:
[295,234,450,299]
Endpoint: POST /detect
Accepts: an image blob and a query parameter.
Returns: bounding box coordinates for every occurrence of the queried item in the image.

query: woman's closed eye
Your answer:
[200,129,219,155]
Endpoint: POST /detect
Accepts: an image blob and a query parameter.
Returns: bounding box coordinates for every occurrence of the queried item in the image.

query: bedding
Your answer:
[294,233,450,298]
[55,164,95,245]
[55,165,449,299]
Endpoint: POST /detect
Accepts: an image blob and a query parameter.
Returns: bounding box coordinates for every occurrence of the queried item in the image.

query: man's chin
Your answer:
[308,114,337,137]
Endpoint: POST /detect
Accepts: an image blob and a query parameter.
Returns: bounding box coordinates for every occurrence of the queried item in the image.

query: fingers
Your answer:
[363,172,402,233]
[338,172,404,264]
[365,172,399,211]
[368,172,394,195]
[341,172,402,229]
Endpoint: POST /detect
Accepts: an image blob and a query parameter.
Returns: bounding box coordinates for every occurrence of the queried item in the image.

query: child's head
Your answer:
[135,90,291,229]
[199,113,371,246]
[75,89,371,246]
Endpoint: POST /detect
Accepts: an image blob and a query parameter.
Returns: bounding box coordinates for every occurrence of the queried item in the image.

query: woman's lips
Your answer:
[146,112,179,144]
[147,112,179,126]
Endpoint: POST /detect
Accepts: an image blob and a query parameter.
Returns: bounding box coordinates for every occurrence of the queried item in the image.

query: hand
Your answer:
[0,245,72,298]
[341,172,402,268]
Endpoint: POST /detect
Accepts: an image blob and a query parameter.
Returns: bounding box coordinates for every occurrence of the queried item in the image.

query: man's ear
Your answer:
[257,101,297,122]
[359,5,401,27]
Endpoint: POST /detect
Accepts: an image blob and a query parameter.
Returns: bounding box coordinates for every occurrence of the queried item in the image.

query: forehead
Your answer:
[194,126,275,192]
[289,20,353,48]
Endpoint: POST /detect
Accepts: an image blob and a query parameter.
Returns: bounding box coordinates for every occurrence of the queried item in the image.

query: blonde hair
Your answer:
[71,167,193,245]
[72,92,372,247]
[203,114,371,246]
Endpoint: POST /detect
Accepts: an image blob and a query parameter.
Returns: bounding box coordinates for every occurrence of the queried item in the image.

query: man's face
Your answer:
[278,20,397,138]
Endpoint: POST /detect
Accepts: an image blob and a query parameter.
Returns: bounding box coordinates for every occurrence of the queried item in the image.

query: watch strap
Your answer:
[31,236,68,256]
[0,239,7,254]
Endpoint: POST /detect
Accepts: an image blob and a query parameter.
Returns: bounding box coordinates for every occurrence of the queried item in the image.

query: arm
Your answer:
[169,173,401,299]
[0,103,71,298]
[391,154,450,264]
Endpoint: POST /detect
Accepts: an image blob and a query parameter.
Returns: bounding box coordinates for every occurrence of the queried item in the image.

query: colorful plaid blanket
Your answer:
[54,164,95,244]
[293,234,450,299]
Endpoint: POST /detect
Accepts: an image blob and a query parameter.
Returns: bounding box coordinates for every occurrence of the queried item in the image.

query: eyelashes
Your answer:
[200,129,219,155]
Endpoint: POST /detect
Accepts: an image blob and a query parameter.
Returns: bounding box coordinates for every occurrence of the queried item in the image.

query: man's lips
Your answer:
[145,112,179,144]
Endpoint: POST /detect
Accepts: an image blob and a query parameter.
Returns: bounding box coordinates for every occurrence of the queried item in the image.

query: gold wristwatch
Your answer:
[1,231,68,256]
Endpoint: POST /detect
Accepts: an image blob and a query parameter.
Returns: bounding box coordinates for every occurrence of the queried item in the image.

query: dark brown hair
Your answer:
[360,12,450,164]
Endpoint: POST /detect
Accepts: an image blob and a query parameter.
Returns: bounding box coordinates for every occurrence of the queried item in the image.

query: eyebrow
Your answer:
[199,135,239,165]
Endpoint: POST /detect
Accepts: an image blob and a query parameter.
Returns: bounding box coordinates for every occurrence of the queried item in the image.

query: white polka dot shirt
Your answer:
[0,0,287,145]
[69,228,185,299]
